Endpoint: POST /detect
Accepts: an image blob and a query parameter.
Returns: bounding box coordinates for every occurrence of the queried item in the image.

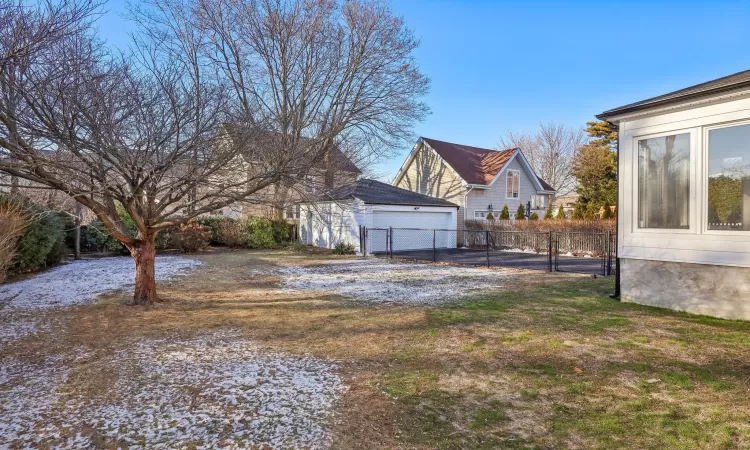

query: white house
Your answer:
[392,137,556,244]
[598,69,750,320]
[299,179,458,253]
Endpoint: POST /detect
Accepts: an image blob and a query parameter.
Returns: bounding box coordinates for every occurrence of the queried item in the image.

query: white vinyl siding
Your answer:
[466,158,537,220]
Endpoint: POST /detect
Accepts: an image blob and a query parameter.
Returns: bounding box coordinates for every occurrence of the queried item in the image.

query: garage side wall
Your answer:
[299,201,362,252]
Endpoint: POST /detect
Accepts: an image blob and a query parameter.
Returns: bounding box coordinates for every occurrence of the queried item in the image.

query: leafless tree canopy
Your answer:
[0,0,429,303]
[498,122,584,198]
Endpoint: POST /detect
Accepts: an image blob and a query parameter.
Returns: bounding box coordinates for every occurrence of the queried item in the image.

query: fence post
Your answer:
[486,230,490,268]
[363,227,367,257]
[548,230,553,272]
[389,227,393,259]
[433,229,436,262]
[606,231,612,276]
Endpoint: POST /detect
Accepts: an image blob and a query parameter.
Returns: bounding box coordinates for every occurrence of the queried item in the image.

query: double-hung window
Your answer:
[506,170,520,199]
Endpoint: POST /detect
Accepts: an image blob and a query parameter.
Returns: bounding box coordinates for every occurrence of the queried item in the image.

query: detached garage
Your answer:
[299,179,458,254]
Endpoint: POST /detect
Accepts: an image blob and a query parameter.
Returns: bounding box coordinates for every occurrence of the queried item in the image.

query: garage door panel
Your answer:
[371,210,456,251]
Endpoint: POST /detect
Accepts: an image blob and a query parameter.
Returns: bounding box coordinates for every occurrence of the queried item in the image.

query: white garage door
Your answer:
[372,210,452,229]
[371,210,455,251]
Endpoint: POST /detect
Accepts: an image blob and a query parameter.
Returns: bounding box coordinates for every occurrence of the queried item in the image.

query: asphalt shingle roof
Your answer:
[318,179,458,207]
[597,69,750,120]
[422,137,517,185]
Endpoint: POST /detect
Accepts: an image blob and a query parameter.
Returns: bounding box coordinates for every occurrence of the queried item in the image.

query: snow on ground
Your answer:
[280,259,513,305]
[0,256,200,346]
[0,256,200,310]
[0,330,346,449]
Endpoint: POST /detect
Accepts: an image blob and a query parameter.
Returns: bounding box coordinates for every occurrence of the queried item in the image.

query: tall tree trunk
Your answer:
[130,233,158,305]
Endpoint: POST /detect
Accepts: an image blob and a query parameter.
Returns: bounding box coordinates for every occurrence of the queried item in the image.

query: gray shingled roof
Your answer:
[313,179,458,207]
[597,70,750,120]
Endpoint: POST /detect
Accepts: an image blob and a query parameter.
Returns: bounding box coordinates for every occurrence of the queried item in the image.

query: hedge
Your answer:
[7,203,67,274]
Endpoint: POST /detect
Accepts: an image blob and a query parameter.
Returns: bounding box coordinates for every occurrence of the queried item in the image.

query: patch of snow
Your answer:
[0,256,200,348]
[0,330,346,449]
[0,256,201,310]
[280,259,512,305]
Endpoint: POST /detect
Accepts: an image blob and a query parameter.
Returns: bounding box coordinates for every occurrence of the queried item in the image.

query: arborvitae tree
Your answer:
[499,205,510,220]
[601,202,613,220]
[571,202,585,220]
[544,203,554,220]
[529,212,539,221]
[584,202,598,220]
[486,212,495,221]
[515,204,526,220]
[555,205,566,220]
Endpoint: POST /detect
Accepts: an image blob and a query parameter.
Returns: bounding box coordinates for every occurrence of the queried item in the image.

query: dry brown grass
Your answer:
[5,248,750,449]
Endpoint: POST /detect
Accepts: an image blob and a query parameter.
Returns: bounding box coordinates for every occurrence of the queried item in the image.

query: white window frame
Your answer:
[505,170,520,199]
[702,119,750,236]
[631,128,697,235]
[474,210,491,220]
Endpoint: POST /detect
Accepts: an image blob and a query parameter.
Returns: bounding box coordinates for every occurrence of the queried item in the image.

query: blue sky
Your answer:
[97,0,750,180]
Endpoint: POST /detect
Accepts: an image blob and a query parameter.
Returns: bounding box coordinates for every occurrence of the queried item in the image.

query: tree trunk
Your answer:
[130,234,158,305]
[74,203,82,259]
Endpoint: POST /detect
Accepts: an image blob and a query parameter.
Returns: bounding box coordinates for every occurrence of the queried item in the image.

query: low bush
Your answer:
[332,242,355,255]
[194,215,227,245]
[529,212,539,221]
[0,202,27,283]
[171,223,211,253]
[217,219,245,247]
[9,203,67,274]
[244,216,276,248]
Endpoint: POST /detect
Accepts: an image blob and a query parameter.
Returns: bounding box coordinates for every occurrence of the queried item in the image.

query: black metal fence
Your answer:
[363,227,616,276]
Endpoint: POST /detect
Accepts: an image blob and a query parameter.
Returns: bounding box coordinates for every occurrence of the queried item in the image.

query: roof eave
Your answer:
[596,82,750,121]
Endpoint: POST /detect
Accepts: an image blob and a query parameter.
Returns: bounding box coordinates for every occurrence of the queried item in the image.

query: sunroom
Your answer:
[598,70,750,320]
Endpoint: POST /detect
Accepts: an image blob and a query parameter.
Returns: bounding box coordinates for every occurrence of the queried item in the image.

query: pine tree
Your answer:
[530,212,539,221]
[486,212,495,221]
[499,205,510,220]
[601,202,613,220]
[572,121,618,209]
[555,205,566,220]
[544,203,554,220]
[515,204,526,220]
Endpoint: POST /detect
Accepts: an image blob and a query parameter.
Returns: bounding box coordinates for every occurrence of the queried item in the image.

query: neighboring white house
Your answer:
[392,137,556,244]
[299,179,459,253]
[598,69,750,320]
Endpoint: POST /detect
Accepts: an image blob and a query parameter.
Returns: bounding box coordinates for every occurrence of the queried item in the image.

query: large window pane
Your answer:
[638,133,690,229]
[708,124,750,231]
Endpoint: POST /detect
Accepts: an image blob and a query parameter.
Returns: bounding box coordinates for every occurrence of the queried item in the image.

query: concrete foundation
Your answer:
[621,258,750,321]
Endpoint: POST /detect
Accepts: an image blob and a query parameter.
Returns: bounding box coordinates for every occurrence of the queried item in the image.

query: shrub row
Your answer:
[79,213,295,254]
[465,218,616,233]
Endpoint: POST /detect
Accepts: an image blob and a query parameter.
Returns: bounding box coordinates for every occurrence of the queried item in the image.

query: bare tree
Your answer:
[498,122,584,198]
[0,0,429,304]
[131,0,429,209]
